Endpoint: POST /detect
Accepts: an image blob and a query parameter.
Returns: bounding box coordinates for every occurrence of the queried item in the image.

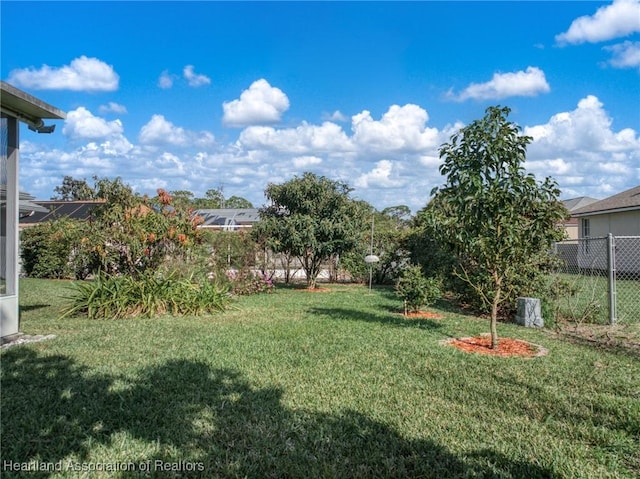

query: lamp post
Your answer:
[364,214,379,291]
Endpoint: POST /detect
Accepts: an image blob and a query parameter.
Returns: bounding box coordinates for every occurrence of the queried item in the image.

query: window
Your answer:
[581,218,590,254]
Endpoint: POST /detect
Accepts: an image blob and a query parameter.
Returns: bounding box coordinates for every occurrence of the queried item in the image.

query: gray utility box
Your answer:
[515,297,543,328]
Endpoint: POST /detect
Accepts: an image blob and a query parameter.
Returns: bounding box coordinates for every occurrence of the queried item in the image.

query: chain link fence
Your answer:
[552,235,640,324]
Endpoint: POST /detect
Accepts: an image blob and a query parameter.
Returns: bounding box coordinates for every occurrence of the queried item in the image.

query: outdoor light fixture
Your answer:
[28,120,56,134]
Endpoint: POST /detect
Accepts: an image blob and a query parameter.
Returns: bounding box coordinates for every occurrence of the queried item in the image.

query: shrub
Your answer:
[395,265,441,314]
[60,271,230,319]
[225,269,275,296]
[20,219,90,279]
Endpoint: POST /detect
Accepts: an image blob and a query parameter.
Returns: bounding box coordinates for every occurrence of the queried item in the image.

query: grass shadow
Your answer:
[19,304,51,313]
[1,347,559,478]
[308,306,443,331]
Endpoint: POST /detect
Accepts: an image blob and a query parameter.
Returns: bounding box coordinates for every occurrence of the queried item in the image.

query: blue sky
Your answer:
[2,1,639,211]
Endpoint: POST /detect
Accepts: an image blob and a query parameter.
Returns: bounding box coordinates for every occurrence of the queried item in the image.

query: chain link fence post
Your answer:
[607,233,617,325]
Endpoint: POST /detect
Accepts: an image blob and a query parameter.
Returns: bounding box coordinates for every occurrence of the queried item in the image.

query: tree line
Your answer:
[52,176,254,209]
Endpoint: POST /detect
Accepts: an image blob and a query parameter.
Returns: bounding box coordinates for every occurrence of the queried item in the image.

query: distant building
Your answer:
[572,186,640,237]
[572,185,640,275]
[19,200,104,228]
[194,208,260,231]
[561,196,600,240]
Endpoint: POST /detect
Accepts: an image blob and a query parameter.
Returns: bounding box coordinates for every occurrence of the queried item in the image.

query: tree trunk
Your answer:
[490,275,501,349]
[490,300,499,349]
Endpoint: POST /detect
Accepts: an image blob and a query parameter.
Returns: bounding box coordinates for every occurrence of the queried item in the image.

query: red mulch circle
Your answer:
[442,335,548,358]
[402,311,445,320]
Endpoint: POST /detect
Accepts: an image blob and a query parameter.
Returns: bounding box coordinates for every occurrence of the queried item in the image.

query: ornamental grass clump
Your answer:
[61,271,230,319]
[395,265,441,314]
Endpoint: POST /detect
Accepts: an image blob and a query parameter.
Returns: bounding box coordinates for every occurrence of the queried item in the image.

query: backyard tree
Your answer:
[51,175,96,200]
[253,172,363,289]
[424,106,568,348]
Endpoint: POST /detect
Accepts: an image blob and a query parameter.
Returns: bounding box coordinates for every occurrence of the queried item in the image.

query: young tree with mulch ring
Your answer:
[423,106,568,349]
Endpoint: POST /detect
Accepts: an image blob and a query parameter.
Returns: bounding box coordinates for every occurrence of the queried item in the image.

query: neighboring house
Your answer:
[571,185,640,274]
[561,196,600,240]
[19,200,104,229]
[572,186,640,237]
[194,208,260,231]
[1,81,65,342]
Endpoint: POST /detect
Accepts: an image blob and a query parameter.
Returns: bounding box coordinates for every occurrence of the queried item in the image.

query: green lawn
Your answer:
[2,279,639,478]
[552,272,640,324]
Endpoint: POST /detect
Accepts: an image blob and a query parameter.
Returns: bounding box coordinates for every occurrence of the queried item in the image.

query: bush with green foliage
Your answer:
[20,218,92,279]
[225,269,275,296]
[61,271,230,319]
[395,265,441,314]
[340,206,412,285]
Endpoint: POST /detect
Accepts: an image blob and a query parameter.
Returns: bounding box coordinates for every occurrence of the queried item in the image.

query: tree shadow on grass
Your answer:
[19,304,52,313]
[308,306,443,331]
[1,347,559,478]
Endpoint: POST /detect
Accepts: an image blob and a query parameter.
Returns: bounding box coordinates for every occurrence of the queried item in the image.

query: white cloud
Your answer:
[355,160,405,189]
[351,104,440,153]
[238,121,352,154]
[604,40,640,68]
[292,156,323,168]
[323,110,348,122]
[158,70,176,89]
[99,102,128,115]
[222,79,290,127]
[7,56,119,91]
[453,67,550,101]
[151,152,185,175]
[138,114,215,147]
[555,0,640,45]
[525,95,640,194]
[183,65,211,87]
[63,107,124,140]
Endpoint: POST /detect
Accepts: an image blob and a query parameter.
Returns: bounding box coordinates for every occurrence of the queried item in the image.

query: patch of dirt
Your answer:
[401,311,445,320]
[441,334,548,358]
[295,287,332,293]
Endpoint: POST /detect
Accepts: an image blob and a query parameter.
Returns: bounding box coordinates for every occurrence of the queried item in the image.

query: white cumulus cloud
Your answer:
[355,160,405,189]
[351,104,440,153]
[525,95,640,194]
[158,70,176,89]
[238,121,352,154]
[7,56,119,91]
[323,110,348,122]
[99,102,128,115]
[138,114,215,147]
[292,156,323,168]
[222,79,290,127]
[555,0,640,45]
[604,40,640,68]
[63,107,124,140]
[453,67,550,101]
[183,65,211,87]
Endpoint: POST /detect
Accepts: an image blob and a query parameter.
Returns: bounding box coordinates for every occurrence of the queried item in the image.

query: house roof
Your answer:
[0,187,49,215]
[1,81,66,128]
[194,208,260,228]
[19,200,105,224]
[571,186,640,217]
[562,196,600,212]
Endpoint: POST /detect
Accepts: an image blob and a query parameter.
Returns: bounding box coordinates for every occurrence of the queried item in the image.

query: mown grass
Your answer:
[1,279,639,478]
[552,272,640,324]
